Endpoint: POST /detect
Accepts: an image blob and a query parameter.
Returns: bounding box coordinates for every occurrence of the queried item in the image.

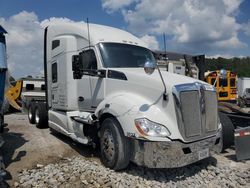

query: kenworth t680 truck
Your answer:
[28,22,221,170]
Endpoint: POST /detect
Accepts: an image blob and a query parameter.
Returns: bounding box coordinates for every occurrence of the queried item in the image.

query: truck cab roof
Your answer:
[46,22,147,48]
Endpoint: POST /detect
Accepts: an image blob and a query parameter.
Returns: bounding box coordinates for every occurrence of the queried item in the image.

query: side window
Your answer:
[80,50,97,70]
[246,88,250,94]
[41,84,46,90]
[230,78,235,87]
[26,84,34,90]
[52,40,60,50]
[211,78,216,85]
[52,63,57,83]
[219,78,228,87]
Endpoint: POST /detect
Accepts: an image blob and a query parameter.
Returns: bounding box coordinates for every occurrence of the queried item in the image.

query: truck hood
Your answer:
[103,68,217,142]
[108,67,207,91]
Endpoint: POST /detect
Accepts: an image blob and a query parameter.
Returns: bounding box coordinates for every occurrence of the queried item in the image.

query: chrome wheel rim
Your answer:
[102,129,115,161]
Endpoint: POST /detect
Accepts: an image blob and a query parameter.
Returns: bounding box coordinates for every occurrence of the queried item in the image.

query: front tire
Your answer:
[100,118,131,170]
[219,113,235,152]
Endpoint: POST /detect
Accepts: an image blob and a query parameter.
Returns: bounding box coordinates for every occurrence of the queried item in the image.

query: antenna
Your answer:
[163,33,167,59]
[154,33,168,101]
[87,18,91,48]
[163,33,168,71]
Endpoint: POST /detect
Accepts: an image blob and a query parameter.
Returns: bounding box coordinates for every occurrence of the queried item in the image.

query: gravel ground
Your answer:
[2,113,250,188]
[15,154,250,188]
[1,113,98,186]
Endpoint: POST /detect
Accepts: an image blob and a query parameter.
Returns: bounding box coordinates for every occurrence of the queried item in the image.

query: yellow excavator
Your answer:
[4,77,45,113]
[5,80,22,111]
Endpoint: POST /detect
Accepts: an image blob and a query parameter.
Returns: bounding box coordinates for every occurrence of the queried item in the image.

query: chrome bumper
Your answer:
[131,135,220,168]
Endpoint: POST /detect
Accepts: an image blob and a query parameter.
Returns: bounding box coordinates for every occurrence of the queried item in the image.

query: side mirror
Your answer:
[72,55,83,79]
[144,60,156,75]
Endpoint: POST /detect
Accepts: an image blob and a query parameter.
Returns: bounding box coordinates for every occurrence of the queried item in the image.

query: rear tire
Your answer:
[35,104,48,128]
[100,118,131,170]
[28,103,36,124]
[219,112,235,152]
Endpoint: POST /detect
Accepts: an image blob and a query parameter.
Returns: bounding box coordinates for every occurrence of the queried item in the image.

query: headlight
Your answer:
[135,118,171,137]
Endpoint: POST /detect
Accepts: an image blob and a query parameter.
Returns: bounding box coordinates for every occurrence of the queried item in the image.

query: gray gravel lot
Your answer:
[16,155,250,188]
[1,113,250,187]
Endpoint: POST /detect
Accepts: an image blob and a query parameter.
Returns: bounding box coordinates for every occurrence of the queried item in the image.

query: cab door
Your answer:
[88,49,105,109]
[77,49,104,111]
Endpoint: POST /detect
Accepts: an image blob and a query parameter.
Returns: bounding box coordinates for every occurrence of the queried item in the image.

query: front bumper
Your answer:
[131,135,219,168]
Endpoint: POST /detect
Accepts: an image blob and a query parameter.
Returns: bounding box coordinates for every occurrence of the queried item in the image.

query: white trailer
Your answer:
[237,77,250,107]
[18,77,46,127]
[29,22,221,170]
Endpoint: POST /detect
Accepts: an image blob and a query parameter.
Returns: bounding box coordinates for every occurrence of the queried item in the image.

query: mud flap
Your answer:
[235,127,250,161]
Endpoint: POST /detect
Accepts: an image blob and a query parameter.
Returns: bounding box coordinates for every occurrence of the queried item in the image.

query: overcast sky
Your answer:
[0,0,250,78]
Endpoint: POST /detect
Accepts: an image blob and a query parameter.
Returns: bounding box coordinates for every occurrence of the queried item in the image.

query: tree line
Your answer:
[205,57,250,77]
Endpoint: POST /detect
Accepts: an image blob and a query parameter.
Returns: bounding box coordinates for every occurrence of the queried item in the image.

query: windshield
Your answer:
[98,43,156,68]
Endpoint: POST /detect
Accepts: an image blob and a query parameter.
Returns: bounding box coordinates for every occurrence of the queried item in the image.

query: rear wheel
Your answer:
[34,104,48,128]
[28,103,35,124]
[100,118,131,170]
[218,113,235,152]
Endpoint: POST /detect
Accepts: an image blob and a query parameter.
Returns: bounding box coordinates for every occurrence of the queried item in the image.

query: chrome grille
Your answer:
[173,83,218,142]
[180,91,201,137]
[205,91,218,132]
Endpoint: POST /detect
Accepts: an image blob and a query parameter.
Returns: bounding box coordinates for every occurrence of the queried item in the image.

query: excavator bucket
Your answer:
[5,80,22,110]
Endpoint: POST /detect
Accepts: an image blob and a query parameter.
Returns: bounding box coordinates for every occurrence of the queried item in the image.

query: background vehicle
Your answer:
[237,77,250,107]
[204,70,237,102]
[154,51,205,80]
[0,26,7,133]
[0,25,7,183]
[5,77,45,112]
[5,80,22,112]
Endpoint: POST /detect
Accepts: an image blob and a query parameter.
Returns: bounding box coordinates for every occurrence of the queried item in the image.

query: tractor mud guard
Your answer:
[235,127,250,161]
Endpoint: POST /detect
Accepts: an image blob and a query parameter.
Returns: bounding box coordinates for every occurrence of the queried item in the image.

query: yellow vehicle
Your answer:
[5,80,22,111]
[5,78,46,113]
[205,70,237,102]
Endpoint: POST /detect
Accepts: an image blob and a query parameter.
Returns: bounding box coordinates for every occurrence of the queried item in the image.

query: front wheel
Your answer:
[100,118,131,170]
[218,113,235,152]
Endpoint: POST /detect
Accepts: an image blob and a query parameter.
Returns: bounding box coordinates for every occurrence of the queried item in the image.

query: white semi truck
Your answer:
[28,22,221,170]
